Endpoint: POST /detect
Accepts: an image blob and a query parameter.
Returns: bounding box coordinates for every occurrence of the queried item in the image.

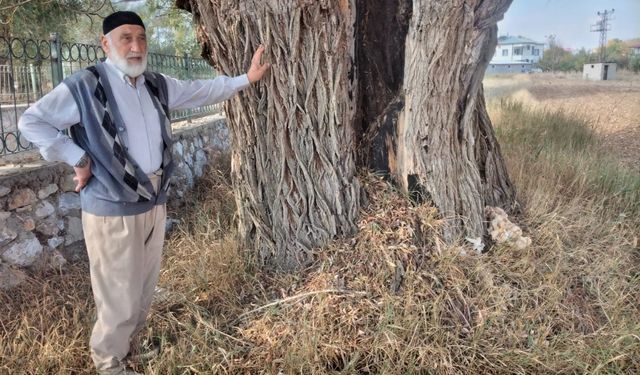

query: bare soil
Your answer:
[484,71,640,172]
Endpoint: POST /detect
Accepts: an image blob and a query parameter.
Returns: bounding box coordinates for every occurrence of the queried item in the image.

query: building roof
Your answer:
[497,35,544,45]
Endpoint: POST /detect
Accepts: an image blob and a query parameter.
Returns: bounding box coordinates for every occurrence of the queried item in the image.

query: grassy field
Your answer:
[1,74,639,374]
[484,71,640,173]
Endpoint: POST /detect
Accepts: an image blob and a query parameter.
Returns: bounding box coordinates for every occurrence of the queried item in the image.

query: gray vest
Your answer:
[64,62,175,216]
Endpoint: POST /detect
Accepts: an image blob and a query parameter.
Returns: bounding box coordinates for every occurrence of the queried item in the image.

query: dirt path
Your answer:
[484,72,640,172]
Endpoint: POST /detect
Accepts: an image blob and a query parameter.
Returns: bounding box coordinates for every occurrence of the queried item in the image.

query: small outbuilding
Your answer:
[583,63,617,81]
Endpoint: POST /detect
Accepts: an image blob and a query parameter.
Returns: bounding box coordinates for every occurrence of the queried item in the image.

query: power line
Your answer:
[590,9,614,63]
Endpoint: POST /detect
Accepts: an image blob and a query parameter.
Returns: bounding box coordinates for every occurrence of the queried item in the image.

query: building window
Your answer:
[502,49,508,56]
[514,47,523,55]
[532,48,539,56]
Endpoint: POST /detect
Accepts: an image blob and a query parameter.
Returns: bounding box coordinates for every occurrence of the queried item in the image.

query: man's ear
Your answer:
[100,35,109,55]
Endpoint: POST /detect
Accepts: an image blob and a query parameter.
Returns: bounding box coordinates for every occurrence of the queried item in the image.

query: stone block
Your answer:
[184,165,194,187]
[48,249,67,269]
[0,225,18,247]
[22,218,36,231]
[1,237,43,267]
[8,188,37,210]
[0,185,10,198]
[47,237,64,249]
[60,173,77,192]
[194,149,207,178]
[175,142,184,157]
[15,205,33,213]
[165,218,181,233]
[58,192,81,215]
[37,184,59,199]
[184,152,194,168]
[0,263,27,290]
[65,216,83,245]
[35,200,55,218]
[36,216,61,236]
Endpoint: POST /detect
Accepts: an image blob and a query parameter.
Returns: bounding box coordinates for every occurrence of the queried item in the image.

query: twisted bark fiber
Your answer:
[177,0,360,270]
[177,0,516,269]
[393,0,516,240]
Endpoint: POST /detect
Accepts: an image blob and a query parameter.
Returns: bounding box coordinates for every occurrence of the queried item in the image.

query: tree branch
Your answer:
[0,0,41,12]
[234,289,368,322]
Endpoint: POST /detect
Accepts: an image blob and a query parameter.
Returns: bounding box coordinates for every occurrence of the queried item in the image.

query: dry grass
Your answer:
[484,71,640,172]
[1,102,639,374]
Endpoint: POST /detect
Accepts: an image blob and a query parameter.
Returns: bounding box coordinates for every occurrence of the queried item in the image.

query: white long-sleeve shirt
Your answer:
[18,58,249,173]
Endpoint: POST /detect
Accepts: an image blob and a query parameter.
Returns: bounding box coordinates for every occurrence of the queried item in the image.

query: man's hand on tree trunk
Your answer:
[247,45,270,83]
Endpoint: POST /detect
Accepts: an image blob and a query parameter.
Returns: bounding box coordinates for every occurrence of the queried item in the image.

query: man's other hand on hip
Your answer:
[73,154,92,192]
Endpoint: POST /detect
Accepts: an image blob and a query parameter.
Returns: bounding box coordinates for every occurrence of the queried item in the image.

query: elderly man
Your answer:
[18,11,268,374]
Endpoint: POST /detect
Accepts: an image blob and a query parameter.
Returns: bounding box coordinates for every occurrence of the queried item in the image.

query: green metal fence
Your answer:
[0,33,221,157]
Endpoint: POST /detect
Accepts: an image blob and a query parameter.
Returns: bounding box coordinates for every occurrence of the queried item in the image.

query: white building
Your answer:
[583,63,617,81]
[487,35,545,74]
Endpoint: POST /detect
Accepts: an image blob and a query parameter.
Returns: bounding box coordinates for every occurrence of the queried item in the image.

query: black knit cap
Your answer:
[102,11,145,35]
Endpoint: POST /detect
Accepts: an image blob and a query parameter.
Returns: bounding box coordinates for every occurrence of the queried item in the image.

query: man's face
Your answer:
[101,24,148,77]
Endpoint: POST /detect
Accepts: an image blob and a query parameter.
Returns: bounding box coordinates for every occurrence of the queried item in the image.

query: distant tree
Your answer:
[542,37,640,73]
[626,38,640,72]
[628,37,640,72]
[538,43,573,72]
[600,38,629,68]
[573,48,595,71]
[124,0,199,57]
[630,56,640,73]
[1,0,198,56]
[0,0,109,42]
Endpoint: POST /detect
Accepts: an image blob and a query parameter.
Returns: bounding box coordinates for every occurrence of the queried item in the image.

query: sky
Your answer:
[497,0,640,51]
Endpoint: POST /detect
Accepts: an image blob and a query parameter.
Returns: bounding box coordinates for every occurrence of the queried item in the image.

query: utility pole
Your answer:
[590,9,614,62]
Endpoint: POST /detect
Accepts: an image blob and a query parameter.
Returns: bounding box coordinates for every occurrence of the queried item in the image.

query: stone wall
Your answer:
[0,117,229,290]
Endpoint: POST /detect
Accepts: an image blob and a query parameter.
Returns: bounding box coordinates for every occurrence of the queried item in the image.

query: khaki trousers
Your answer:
[82,173,166,373]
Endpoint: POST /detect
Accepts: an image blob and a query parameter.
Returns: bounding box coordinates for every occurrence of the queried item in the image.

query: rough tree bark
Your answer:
[176,0,516,269]
[176,0,361,270]
[360,0,516,242]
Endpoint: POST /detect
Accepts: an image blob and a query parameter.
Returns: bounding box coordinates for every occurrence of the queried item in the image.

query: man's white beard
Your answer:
[111,50,147,78]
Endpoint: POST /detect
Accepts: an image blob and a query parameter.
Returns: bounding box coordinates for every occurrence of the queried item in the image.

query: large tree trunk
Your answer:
[176,0,361,270]
[360,0,516,241]
[177,0,516,269]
